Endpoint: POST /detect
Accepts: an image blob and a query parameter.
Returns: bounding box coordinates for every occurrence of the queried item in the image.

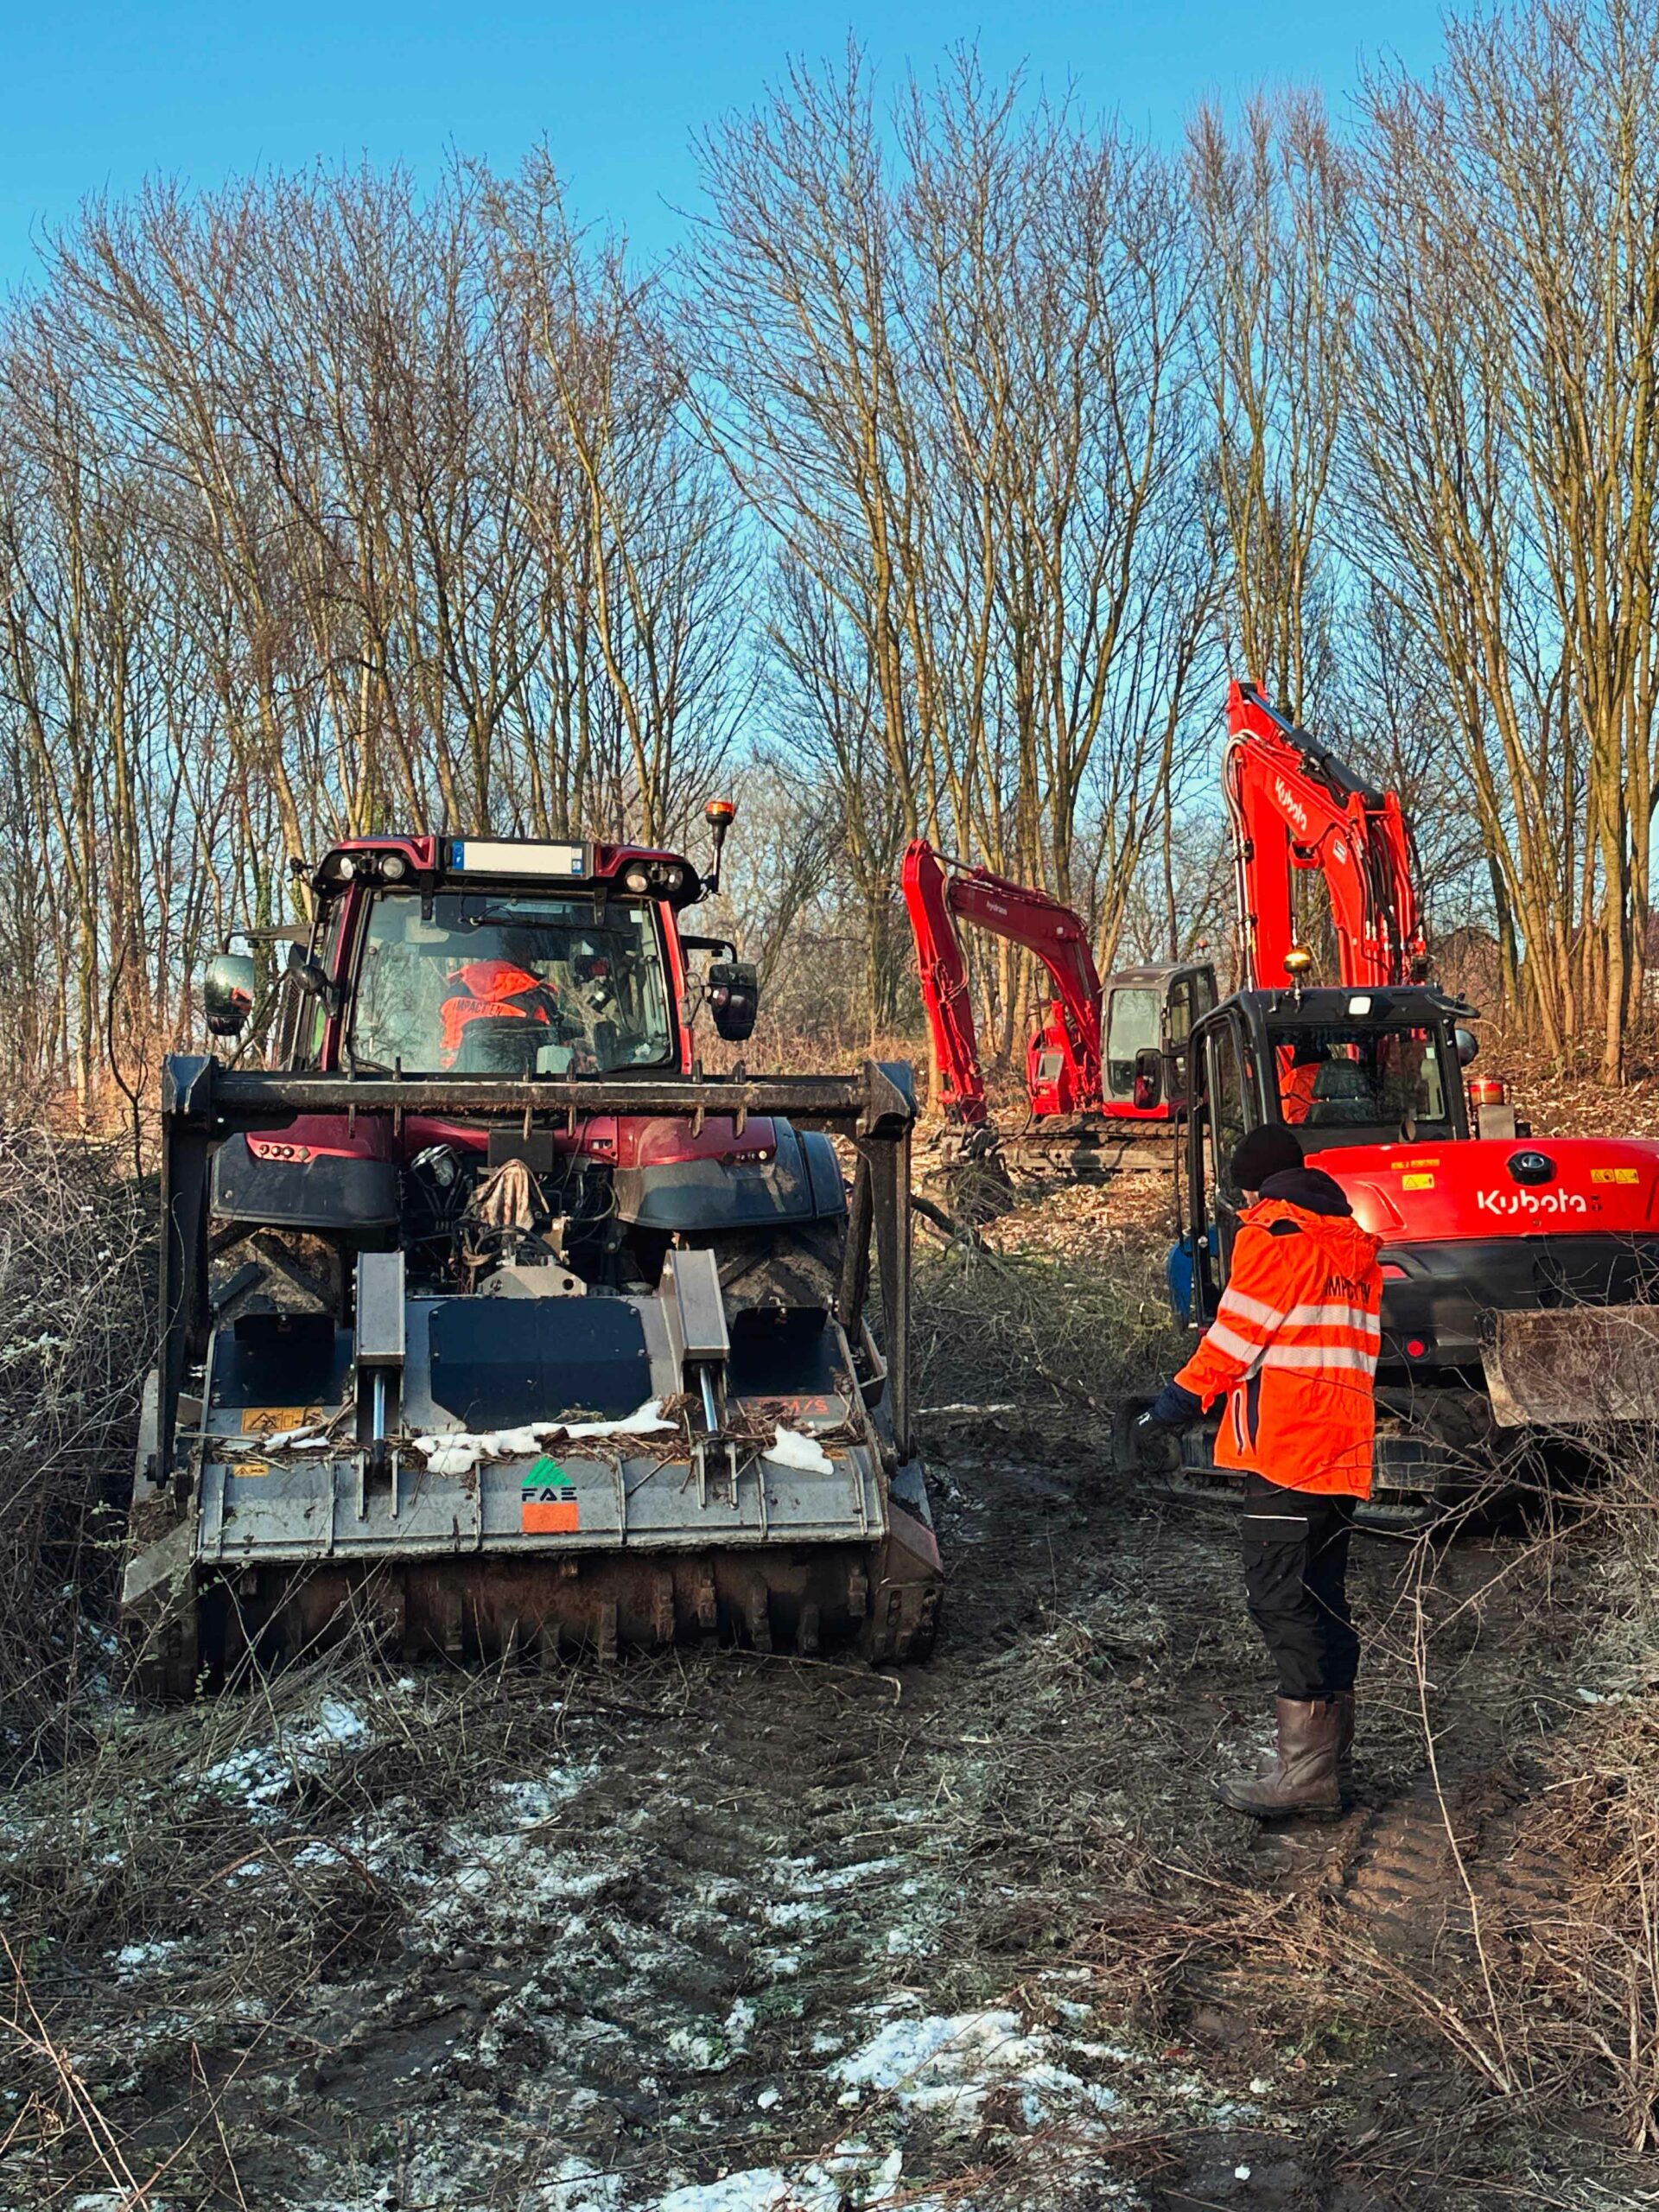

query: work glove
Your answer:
[1142,1381,1203,1429]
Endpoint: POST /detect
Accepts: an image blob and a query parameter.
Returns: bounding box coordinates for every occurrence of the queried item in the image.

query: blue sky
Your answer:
[4,2,1448,287]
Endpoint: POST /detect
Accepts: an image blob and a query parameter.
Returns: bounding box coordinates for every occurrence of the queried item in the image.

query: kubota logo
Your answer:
[1274,779,1310,833]
[1475,1188,1589,1216]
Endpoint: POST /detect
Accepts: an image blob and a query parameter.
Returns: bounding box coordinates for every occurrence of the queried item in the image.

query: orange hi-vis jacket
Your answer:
[440,960,552,1065]
[1175,1190,1384,1498]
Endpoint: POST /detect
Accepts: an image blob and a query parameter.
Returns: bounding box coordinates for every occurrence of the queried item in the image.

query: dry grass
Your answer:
[912,1193,1185,1414]
[0,1129,150,1780]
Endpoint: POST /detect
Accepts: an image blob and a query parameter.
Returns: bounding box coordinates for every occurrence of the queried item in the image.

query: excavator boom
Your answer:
[1225,680,1427,991]
[900,841,1104,1124]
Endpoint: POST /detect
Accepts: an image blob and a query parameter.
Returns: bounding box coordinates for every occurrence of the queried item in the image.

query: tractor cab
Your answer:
[1177,984,1477,1324]
[206,827,760,1077]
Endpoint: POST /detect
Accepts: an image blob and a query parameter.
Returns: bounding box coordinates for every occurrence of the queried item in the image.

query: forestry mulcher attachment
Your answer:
[123,820,941,1693]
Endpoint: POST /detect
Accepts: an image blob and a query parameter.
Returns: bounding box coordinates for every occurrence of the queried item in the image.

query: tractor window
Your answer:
[348,890,675,1076]
[1274,1025,1451,1136]
[1105,988,1161,1100]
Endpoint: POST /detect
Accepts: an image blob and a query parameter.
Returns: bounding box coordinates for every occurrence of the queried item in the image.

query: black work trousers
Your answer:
[1238,1471,1358,1701]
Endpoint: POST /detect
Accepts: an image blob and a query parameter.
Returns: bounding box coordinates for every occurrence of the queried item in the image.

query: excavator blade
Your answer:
[1482,1305,1659,1427]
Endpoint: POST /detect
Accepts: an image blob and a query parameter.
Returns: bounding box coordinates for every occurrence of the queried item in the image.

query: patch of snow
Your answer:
[764,1426,835,1475]
[415,1402,675,1478]
[654,2142,903,2212]
[199,1696,370,1814]
[520,2160,626,2212]
[111,1939,182,1975]
[835,2006,1118,2135]
[761,1897,830,1930]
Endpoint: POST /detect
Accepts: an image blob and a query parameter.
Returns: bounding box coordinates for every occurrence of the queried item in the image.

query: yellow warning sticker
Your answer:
[1592,1167,1640,1185]
[239,1407,325,1436]
[237,1459,270,1478]
[1392,1156,1441,1170]
[1402,1173,1435,1191]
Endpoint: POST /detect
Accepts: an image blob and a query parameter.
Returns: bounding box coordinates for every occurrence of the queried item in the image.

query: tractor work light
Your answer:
[622,865,652,894]
[379,853,409,881]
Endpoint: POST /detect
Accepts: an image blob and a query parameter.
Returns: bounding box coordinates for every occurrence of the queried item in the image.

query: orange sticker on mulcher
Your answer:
[522,1455,579,1533]
[240,1406,324,1436]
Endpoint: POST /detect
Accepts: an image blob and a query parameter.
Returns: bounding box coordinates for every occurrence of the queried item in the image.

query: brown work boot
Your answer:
[1216,1698,1343,1818]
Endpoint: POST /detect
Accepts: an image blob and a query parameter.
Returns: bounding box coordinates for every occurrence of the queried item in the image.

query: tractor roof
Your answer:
[308,835,704,908]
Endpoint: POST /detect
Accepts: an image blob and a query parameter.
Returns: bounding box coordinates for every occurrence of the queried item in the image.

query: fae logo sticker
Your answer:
[522,1454,579,1534]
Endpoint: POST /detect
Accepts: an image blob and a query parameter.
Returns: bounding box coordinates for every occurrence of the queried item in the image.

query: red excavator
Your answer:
[899,841,1215,1143]
[1148,680,1659,1522]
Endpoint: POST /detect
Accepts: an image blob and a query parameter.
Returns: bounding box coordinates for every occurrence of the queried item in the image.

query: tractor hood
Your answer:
[1306,1135,1659,1242]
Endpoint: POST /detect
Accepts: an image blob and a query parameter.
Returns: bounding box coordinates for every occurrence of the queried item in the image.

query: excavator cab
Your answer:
[1098,963,1217,1119]
[1176,985,1476,1324]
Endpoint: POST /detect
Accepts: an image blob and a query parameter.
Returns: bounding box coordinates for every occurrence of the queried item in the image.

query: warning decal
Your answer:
[240,1406,325,1436]
[522,1454,579,1534]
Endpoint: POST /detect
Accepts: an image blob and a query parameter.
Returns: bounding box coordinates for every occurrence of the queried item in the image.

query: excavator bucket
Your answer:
[1482,1306,1659,1427]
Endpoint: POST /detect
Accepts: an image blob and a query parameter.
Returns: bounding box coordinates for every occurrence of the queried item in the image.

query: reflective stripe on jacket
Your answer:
[1174,1195,1384,1497]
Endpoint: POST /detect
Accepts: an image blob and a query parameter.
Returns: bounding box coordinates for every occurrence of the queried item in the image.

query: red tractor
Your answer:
[123,809,942,1689]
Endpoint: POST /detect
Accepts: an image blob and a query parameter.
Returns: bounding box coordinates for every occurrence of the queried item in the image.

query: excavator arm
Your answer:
[901,840,1104,1125]
[1225,681,1427,991]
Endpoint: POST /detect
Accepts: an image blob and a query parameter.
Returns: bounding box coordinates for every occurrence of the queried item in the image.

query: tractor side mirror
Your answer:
[708,960,759,1043]
[286,940,342,1017]
[1133,1046,1164,1112]
[203,952,257,1039]
[1455,1027,1479,1067]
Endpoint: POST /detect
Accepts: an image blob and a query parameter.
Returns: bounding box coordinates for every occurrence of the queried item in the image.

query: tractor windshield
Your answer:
[348,889,676,1076]
[1270,1022,1452,1140]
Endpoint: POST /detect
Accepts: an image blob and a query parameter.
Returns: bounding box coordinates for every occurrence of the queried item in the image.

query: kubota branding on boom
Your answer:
[1274,778,1310,834]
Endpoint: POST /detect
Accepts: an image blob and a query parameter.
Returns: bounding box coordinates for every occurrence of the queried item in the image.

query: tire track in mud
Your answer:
[222,1670,962,2210]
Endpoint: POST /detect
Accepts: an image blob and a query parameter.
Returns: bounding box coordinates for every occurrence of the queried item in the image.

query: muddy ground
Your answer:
[4,1411,1656,2209]
[3,1158,1658,2210]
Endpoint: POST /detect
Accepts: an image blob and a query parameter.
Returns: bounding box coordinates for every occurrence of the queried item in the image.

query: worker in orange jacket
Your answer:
[1142,1122,1382,1816]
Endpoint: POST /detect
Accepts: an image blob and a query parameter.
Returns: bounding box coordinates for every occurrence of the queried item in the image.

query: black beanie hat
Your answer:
[1230,1122,1303,1191]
